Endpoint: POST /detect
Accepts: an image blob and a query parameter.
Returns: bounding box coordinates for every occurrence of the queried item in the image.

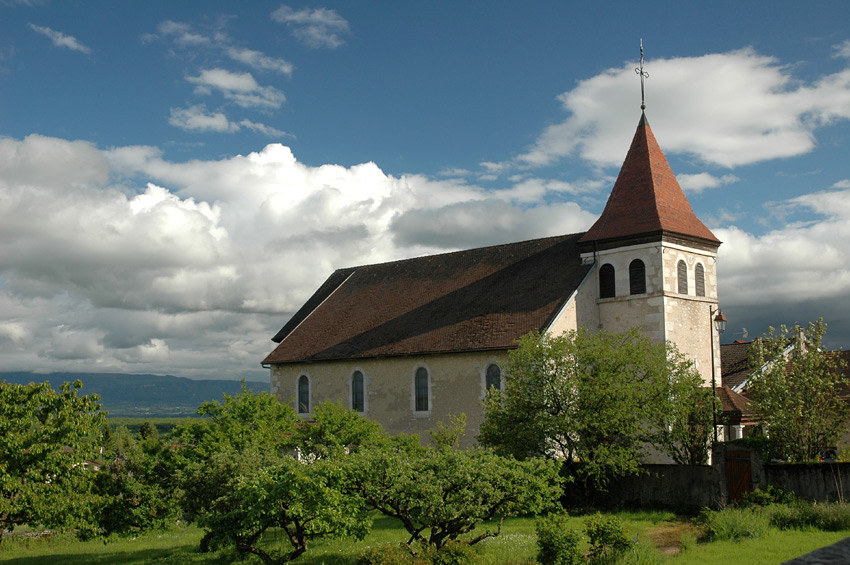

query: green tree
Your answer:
[295,400,386,460]
[0,380,105,542]
[201,457,369,564]
[654,360,718,465]
[173,382,300,523]
[344,438,563,549]
[748,319,849,463]
[480,328,691,489]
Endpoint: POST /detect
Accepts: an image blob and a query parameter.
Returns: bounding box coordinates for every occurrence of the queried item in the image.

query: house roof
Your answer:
[716,385,755,425]
[721,340,754,391]
[578,113,720,249]
[263,233,593,364]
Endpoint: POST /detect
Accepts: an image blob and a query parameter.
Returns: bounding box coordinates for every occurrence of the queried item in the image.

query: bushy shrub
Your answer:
[536,514,583,565]
[697,507,770,541]
[430,540,476,565]
[767,501,850,531]
[586,513,633,562]
[741,485,796,508]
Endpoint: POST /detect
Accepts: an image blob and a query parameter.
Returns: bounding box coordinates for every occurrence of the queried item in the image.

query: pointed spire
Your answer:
[579,114,720,248]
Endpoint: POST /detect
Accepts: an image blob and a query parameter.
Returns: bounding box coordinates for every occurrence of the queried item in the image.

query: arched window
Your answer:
[629,259,646,295]
[677,260,688,295]
[414,367,429,412]
[297,375,310,414]
[599,263,615,298]
[695,263,706,297]
[351,370,364,412]
[485,363,501,391]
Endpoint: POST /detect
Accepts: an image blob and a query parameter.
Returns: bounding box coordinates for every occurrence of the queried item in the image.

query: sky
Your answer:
[1,1,850,382]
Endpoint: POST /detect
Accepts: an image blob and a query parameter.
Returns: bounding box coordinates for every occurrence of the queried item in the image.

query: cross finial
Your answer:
[635,39,649,111]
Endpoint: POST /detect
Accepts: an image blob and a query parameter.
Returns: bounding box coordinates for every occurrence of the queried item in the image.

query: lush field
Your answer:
[1,511,846,564]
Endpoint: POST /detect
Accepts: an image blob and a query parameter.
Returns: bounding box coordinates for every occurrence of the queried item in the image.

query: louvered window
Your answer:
[599,264,615,298]
[677,260,688,294]
[352,370,364,412]
[695,263,706,297]
[629,259,646,295]
[415,367,429,412]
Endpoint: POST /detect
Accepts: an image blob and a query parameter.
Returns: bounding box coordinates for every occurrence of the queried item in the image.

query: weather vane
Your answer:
[635,39,649,111]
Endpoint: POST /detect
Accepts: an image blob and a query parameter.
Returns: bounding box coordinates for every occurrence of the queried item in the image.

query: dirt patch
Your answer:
[645,521,701,556]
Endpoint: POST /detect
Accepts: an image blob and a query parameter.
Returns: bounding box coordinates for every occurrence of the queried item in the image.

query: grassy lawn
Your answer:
[1,511,846,564]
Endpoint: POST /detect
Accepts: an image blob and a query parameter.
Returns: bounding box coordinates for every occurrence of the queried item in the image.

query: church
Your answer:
[262,109,723,446]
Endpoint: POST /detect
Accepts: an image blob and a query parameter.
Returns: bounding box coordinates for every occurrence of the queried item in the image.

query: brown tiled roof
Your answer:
[721,341,754,390]
[716,385,755,425]
[578,113,720,248]
[264,233,592,364]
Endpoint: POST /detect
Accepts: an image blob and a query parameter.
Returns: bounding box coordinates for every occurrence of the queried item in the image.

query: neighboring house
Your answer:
[262,111,724,446]
[719,341,850,443]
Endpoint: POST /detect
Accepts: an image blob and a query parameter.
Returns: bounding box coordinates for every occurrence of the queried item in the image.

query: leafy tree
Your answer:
[480,328,692,489]
[0,380,105,542]
[173,382,301,522]
[748,319,849,463]
[201,457,369,564]
[344,438,563,549]
[92,430,182,537]
[653,360,718,465]
[295,400,386,460]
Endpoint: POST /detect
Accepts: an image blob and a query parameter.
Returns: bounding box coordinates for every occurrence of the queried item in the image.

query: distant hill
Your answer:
[0,372,269,417]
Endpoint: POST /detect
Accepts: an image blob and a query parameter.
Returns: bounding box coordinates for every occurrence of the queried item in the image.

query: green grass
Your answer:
[1,509,847,564]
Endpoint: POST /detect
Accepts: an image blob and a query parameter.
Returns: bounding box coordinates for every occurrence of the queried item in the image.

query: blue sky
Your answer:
[1,1,849,380]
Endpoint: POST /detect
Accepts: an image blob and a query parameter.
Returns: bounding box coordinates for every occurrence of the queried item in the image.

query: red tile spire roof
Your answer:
[579,112,720,248]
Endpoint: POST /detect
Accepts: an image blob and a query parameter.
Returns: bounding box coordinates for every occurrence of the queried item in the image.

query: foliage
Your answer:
[172,382,301,522]
[740,485,796,508]
[766,500,850,531]
[748,319,849,463]
[585,513,633,562]
[652,364,717,466]
[295,400,387,460]
[535,514,583,565]
[358,542,429,565]
[429,413,467,451]
[696,506,770,542]
[481,328,703,489]
[92,431,182,537]
[200,457,369,564]
[0,379,106,542]
[345,438,563,549]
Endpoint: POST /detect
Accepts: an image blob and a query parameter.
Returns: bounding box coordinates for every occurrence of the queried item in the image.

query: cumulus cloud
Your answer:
[28,24,91,54]
[188,68,286,109]
[271,5,350,49]
[515,48,850,170]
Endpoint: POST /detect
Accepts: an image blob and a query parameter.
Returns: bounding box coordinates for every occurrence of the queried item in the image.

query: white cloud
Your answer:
[834,40,850,59]
[188,68,286,109]
[516,48,850,170]
[271,5,350,49]
[169,105,239,133]
[225,46,294,75]
[239,120,288,137]
[678,173,740,193]
[28,24,91,54]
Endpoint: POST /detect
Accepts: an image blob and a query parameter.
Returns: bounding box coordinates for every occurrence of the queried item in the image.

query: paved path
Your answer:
[783,537,850,564]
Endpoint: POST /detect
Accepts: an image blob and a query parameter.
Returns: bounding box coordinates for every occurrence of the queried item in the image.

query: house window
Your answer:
[629,259,646,295]
[351,370,364,412]
[485,363,502,391]
[414,367,429,412]
[599,263,615,298]
[297,375,310,414]
[677,260,688,295]
[695,263,706,297]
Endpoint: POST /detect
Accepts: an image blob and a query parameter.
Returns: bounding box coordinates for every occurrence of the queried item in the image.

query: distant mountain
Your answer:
[0,372,269,417]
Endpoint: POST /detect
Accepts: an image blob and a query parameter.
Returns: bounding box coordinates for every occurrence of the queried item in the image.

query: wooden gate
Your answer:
[726,450,753,503]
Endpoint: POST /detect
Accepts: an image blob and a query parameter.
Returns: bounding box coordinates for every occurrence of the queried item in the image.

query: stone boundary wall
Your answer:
[762,463,850,502]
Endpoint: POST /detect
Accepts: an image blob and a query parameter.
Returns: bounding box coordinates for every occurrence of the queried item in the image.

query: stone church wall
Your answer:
[270,350,509,448]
